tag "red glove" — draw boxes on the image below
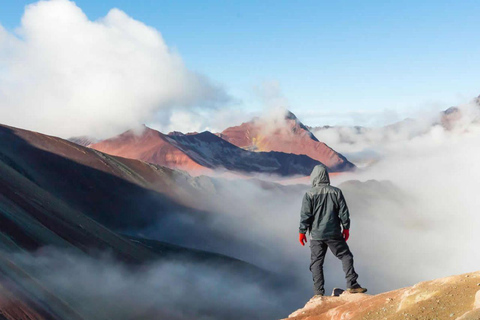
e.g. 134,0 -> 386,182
299,233 -> 307,246
343,229 -> 350,241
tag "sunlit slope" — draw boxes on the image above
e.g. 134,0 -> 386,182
220,111 -> 355,172
90,126 -> 323,176
285,271 -> 480,320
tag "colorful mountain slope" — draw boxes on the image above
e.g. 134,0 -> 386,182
220,111 -> 355,172
0,123 -> 272,319
90,126 -> 323,176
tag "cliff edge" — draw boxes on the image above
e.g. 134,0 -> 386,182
284,271 -> 480,320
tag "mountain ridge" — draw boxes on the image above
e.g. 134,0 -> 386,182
220,110 -> 355,172
0,122 -> 278,319
90,125 -> 325,177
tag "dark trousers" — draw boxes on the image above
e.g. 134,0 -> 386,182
309,239 -> 359,295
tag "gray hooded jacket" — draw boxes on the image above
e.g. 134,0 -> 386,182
299,165 -> 350,240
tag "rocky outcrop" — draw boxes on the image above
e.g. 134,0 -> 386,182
284,271 -> 480,320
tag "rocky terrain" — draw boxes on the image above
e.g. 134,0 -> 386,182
285,271 -> 480,320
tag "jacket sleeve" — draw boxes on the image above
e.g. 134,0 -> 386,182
337,190 -> 350,230
299,192 -> 314,234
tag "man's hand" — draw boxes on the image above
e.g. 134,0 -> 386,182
299,233 -> 307,246
342,229 -> 350,241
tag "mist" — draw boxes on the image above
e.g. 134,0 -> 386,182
340,101 -> 480,287
312,101 -> 479,167
134,100 -> 480,301
6,248 -> 296,320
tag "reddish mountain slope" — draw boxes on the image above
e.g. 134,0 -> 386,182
90,126 -> 209,174
220,111 -> 355,172
90,126 -> 324,176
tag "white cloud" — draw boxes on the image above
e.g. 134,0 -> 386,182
8,248 -> 291,319
311,101 -> 480,166
176,101 -> 480,296
250,81 -> 291,135
148,107 -> 254,134
0,0 -> 229,138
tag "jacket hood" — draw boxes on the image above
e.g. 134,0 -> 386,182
310,165 -> 330,187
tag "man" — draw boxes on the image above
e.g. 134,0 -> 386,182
299,164 -> 367,296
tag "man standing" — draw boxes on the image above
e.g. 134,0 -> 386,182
299,164 -> 367,296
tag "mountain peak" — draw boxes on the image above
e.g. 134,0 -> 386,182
221,112 -> 355,172
285,110 -> 298,120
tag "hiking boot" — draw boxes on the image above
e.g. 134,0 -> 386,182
312,294 -> 324,299
347,284 -> 367,294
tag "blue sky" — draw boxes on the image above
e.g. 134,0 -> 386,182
2,0 -> 480,127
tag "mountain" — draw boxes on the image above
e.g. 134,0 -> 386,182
284,271 -> 480,320
90,126 -> 323,176
0,123 -> 271,262
0,123 -> 276,319
219,111 -> 355,172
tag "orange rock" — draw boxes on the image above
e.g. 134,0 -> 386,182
284,271 -> 480,320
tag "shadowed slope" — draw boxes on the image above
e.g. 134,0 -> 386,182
0,123 -> 275,319
0,123 -> 271,269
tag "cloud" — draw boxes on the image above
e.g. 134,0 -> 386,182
311,101 -> 480,167
148,107 -> 254,134
305,101 -> 480,291
0,0 -> 229,139
141,100 -> 480,299
343,119 -> 480,290
150,80 -> 298,135
250,81 -> 291,135
7,248 -> 293,320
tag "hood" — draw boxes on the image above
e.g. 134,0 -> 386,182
310,164 -> 330,187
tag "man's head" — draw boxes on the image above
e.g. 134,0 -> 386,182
310,164 -> 330,187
